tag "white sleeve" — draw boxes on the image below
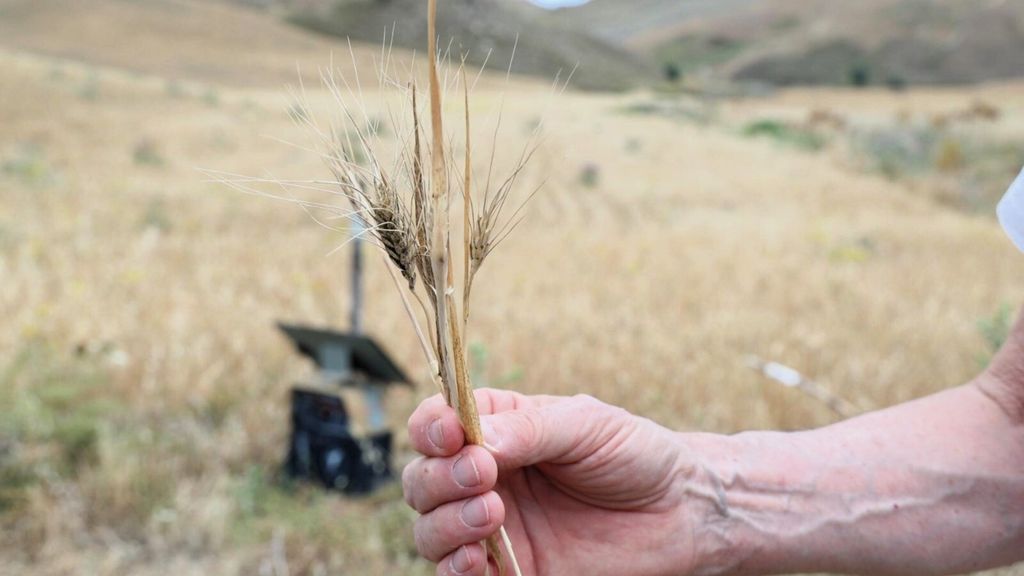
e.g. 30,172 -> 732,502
998,167 -> 1024,253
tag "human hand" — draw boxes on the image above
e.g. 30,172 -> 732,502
403,389 -> 704,576
404,358 -> 1024,576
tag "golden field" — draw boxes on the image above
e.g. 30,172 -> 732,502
2,2 -> 1023,574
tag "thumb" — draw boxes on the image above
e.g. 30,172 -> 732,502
479,395 -> 610,470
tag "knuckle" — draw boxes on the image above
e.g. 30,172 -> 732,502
603,403 -> 632,422
401,460 -> 419,509
474,388 -> 496,414
519,409 -> 545,447
570,393 -> 601,408
420,499 -> 492,563
572,393 -> 626,420
410,463 -> 439,514
413,516 -> 445,562
404,456 -> 450,514
413,520 -> 429,558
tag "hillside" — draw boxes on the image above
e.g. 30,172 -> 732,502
553,0 -> 759,47
0,0 -> 395,87
726,0 -> 1024,87
559,0 -> 1024,87
284,0 -> 652,91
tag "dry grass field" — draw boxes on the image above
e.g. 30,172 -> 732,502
2,2 -> 1024,574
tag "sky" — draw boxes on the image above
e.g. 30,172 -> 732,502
529,0 -> 591,8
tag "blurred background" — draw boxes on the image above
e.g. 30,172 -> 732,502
2,0 -> 1024,574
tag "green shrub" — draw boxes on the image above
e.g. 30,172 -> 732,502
663,62 -> 682,83
854,126 -> 939,179
848,64 -> 871,87
203,88 -> 220,107
2,143 -> 56,187
0,342 -> 125,518
165,79 -> 186,99
618,99 -> 716,125
885,74 -> 907,91
653,35 -> 745,77
742,119 -> 826,152
850,125 -> 1024,213
78,74 -> 100,101
578,163 -> 600,189
141,198 -> 173,232
133,139 -> 165,167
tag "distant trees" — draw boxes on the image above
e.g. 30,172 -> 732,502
848,64 -> 870,87
663,63 -> 681,83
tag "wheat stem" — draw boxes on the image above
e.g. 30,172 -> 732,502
427,0 -> 459,416
411,287 -> 439,354
500,526 -> 524,576
426,2 -> 519,574
462,66 -> 474,336
382,253 -> 444,395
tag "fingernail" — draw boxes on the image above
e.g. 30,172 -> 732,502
450,545 -> 472,574
428,419 -> 445,450
452,455 -> 481,488
460,496 -> 490,528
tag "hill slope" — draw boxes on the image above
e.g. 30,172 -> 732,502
285,0 -> 652,91
726,0 -> 1024,87
553,0 -> 759,47
560,0 -> 1024,87
0,0 -> 395,87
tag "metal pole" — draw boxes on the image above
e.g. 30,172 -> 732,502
350,219 -> 365,335
351,218 -> 386,431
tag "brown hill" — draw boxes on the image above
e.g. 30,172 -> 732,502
0,0 -> 393,87
552,0 -> 759,47
284,0 -> 653,91
561,0 -> 1024,87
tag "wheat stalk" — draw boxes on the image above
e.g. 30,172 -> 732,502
215,1 -> 535,571
280,2 -> 534,573
422,2 -> 520,573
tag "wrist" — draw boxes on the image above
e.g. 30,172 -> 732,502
677,430 -> 837,576
673,432 -> 771,576
980,306 -> 1024,424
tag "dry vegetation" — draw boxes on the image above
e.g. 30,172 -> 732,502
2,2 -> 1024,574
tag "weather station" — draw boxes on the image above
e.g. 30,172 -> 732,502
278,222 -> 410,495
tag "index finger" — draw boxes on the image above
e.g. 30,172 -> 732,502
408,389 -> 566,457
408,394 -> 465,457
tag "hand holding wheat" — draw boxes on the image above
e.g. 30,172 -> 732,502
403,389 -> 704,576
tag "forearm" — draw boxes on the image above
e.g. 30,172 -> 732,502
684,356 -> 1024,574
